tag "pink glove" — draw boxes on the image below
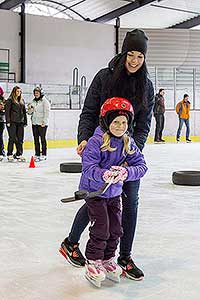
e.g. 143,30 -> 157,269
102,170 -> 116,182
110,166 -> 128,183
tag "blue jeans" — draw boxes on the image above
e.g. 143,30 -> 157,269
68,180 -> 140,257
176,118 -> 190,140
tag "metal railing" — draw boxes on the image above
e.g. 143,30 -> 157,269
1,82 -> 87,110
149,67 -> 200,110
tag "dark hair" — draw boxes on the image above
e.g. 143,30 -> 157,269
183,94 -> 189,98
159,88 -> 164,94
105,54 -> 148,108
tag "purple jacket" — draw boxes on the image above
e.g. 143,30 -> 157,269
79,127 -> 148,198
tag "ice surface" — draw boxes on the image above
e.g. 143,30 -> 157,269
1,143 -> 200,300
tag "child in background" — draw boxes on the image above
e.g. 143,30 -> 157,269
61,97 -> 148,287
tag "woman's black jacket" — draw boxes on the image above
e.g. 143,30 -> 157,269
78,58 -> 154,151
5,98 -> 27,126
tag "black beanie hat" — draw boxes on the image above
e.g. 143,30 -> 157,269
107,110 -> 130,127
121,29 -> 148,55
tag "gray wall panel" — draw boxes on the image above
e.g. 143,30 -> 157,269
119,28 -> 200,68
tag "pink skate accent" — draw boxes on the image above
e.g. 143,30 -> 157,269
88,266 -> 100,275
103,258 -> 117,271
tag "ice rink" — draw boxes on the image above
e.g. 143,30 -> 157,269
1,142 -> 200,300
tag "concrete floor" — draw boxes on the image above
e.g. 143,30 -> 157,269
1,142 -> 200,300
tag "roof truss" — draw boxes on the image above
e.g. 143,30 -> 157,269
92,0 -> 156,23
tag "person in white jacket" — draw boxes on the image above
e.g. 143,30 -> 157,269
28,87 -> 50,161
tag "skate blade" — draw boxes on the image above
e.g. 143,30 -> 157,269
85,273 -> 102,288
106,274 -> 121,283
106,271 -> 122,283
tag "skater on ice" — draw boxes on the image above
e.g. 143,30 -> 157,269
5,86 -> 27,162
60,97 -> 148,287
27,87 -> 50,162
0,86 -> 6,161
60,29 -> 154,281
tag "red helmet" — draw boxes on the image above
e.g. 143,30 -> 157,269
100,97 -> 134,131
100,97 -> 134,116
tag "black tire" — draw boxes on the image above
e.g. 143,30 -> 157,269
60,162 -> 82,173
172,171 -> 200,186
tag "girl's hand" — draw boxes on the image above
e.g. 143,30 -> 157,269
7,123 -> 10,127
110,166 -> 128,183
102,170 -> 117,182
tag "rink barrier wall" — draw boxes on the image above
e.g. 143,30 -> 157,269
3,136 -> 200,150
2,110 -> 200,148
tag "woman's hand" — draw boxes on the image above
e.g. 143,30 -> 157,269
76,140 -> 87,156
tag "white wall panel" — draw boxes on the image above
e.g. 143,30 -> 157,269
3,109 -> 199,143
26,16 -> 115,85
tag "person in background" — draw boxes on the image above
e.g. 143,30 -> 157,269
176,94 -> 191,143
0,86 -> 6,161
27,87 -> 50,162
59,29 -> 154,281
153,88 -> 165,143
5,86 -> 27,162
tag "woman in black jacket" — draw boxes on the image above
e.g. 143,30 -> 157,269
5,86 -> 27,162
60,29 -> 154,280
0,86 -> 6,161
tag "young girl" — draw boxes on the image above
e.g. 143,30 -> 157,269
61,97 -> 148,287
5,86 -> 27,162
27,87 -> 50,162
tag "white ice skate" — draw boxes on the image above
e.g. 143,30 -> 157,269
15,155 -> 26,162
34,156 -> 40,162
7,155 -> 14,162
40,155 -> 47,161
85,259 -> 106,288
102,257 -> 122,283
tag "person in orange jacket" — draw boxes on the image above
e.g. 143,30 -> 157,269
175,94 -> 191,142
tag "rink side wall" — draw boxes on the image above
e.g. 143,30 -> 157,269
2,110 -> 200,147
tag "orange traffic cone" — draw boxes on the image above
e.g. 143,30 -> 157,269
29,156 -> 35,168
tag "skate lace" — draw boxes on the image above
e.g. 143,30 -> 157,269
103,259 -> 117,271
95,261 -> 104,272
87,260 -> 104,275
